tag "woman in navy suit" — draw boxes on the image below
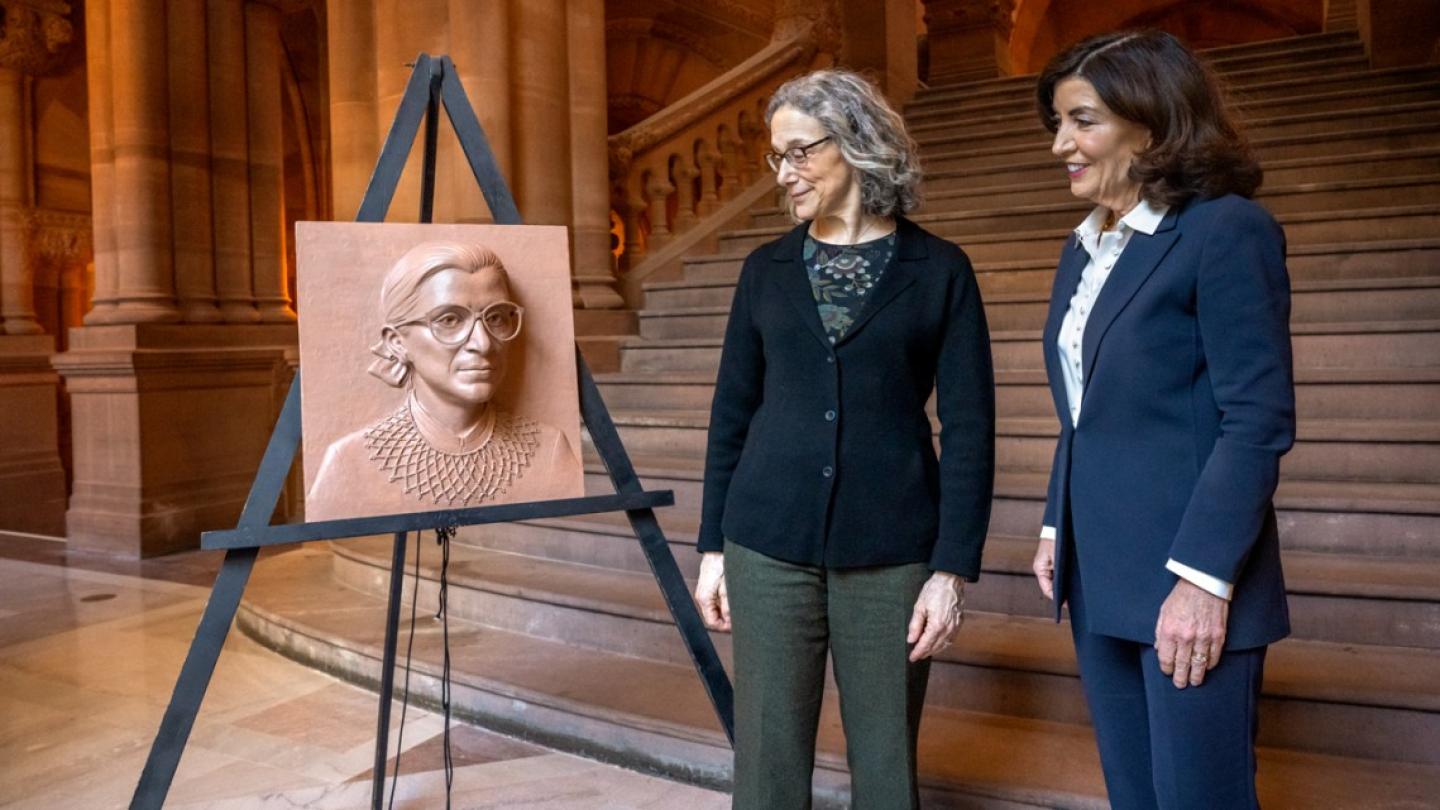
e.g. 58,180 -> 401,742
1029,31 -> 1295,809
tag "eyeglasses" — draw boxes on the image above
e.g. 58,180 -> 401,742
764,136 -> 832,173
400,302 -> 524,346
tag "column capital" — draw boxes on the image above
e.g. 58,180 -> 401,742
924,0 -> 1016,37
772,0 -> 841,53
0,0 -> 74,75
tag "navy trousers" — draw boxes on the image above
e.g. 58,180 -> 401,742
1067,548 -> 1267,810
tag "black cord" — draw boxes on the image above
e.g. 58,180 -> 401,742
386,532 -> 424,809
435,526 -> 456,808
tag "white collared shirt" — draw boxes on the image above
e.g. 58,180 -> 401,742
1039,200 -> 1234,601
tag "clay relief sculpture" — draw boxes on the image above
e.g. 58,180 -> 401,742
298,225 -> 585,522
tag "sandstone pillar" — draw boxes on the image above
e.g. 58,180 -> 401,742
567,0 -> 623,309
246,0 -> 296,320
1355,0 -> 1440,67
326,0 -> 379,220
109,0 -> 180,322
58,0 -> 297,556
924,0 -> 1016,84
510,0 -> 572,225
839,0 -> 919,105
450,0 -> 512,222
168,0 -> 222,322
0,0 -> 75,536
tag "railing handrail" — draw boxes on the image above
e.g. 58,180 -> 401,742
608,24 -> 817,159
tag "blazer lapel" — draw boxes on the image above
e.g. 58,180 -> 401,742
1080,208 -> 1182,392
833,217 -> 925,346
1044,239 -> 1088,420
769,223 -> 832,349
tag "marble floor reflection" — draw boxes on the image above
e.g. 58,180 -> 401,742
0,537 -> 728,809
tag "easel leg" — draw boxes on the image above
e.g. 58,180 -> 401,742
129,547 -> 260,810
371,531 -> 410,809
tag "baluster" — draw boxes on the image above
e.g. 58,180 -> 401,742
645,168 -> 675,250
624,180 -> 648,266
738,113 -> 764,185
697,141 -> 721,217
671,153 -> 700,234
718,126 -> 743,201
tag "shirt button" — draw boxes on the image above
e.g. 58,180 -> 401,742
825,410 -> 837,422
822,465 -> 834,478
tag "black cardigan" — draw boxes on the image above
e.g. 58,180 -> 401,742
697,217 -> 996,578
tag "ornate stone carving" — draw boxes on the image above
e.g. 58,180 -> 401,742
606,18 -> 726,67
27,208 -> 91,263
0,0 -> 73,75
925,0 -> 1017,36
773,0 -> 841,54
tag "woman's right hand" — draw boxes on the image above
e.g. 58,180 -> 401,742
695,552 -> 731,631
1032,538 -> 1056,600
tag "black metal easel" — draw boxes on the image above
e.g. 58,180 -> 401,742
129,53 -> 734,810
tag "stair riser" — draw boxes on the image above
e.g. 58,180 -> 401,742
645,285 -> 737,309
925,151 -> 1440,195
642,285 -> 1440,338
461,520 -> 702,579
919,47 -> 1369,110
596,380 -> 717,411
601,423 -> 1440,486
909,84 -> 1440,140
586,469 -> 704,509
331,548 -> 734,669
717,211 -> 1440,260
990,330 -> 1440,374
751,179 -> 1440,231
673,246 -> 1440,304
910,47 -> 1370,110
982,285 -> 1440,331
922,127 -> 1440,174
915,104 -> 1440,155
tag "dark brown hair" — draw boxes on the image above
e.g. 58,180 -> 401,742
1036,30 -> 1262,206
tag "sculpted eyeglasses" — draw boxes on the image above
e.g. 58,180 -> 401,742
765,136 -> 832,173
400,301 -> 524,346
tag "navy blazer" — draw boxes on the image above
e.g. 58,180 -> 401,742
698,217 -> 996,578
1042,194 -> 1296,649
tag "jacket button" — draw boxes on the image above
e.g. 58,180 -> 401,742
822,465 -> 834,478
824,409 -> 836,422
826,355 -> 835,364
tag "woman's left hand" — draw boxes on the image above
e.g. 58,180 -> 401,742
1155,579 -> 1229,689
907,572 -> 965,662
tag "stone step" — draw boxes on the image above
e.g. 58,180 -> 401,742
621,318 -> 1440,376
638,276 -> 1440,339
907,63 -> 1440,122
716,205 -> 1440,261
591,408 -> 1440,488
676,236 -> 1440,294
587,455 -> 1440,560
468,505 -> 1440,651
593,364 -> 1440,425
317,538 -> 1440,758
921,121 -> 1440,176
911,33 -> 1366,106
749,174 -> 1440,231
924,145 -> 1440,197
909,74 -> 1440,137
237,547 -> 1440,809
910,98 -> 1440,156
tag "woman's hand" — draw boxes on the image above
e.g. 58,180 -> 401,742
907,572 -> 965,662
1155,579 -> 1228,688
694,552 -> 730,631
1032,538 -> 1056,599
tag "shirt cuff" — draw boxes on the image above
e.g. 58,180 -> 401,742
1039,525 -> 1057,541
1166,558 -> 1233,601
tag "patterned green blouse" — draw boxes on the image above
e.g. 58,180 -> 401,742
804,231 -> 898,343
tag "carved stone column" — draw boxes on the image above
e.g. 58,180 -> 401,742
209,0 -> 260,321
924,0 -> 1016,84
567,0 -> 623,309
449,0 -> 511,221
511,0 -> 572,226
0,0 -> 75,535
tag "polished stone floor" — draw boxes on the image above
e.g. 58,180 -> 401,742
0,535 -> 728,809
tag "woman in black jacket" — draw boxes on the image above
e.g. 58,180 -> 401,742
693,69 -> 995,808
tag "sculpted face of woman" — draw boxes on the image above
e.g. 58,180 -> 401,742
389,265 -> 514,411
1050,76 -> 1151,215
769,104 -> 859,222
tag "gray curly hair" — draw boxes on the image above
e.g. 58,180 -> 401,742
765,69 -> 923,219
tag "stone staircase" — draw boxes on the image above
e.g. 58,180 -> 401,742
240,31 -> 1440,807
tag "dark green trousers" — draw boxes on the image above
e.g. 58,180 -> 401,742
725,541 -> 932,810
